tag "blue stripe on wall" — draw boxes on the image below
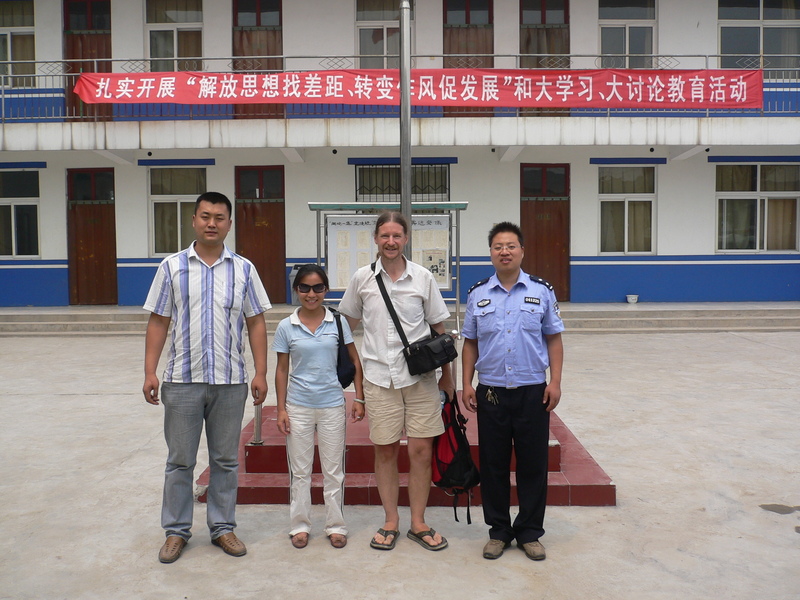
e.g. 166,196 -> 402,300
708,156 -> 800,163
0,162 -> 47,169
2,255 -> 798,306
137,159 -> 216,166
347,157 -> 459,165
589,157 -> 668,165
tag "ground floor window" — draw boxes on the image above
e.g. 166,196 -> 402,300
599,166 -> 654,253
0,170 -> 39,256
355,164 -> 449,203
716,164 -> 799,251
150,167 -> 206,255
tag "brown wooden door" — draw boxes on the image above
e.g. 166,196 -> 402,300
67,169 -> 118,305
67,202 -> 117,304
520,164 -> 570,301
64,1 -> 112,120
235,200 -> 286,303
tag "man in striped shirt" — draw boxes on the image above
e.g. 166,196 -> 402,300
142,191 -> 271,564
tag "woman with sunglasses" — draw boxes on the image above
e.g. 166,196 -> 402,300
272,264 -> 364,549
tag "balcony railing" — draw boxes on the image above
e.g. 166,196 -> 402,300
0,54 -> 798,123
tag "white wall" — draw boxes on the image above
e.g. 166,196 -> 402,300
112,2 -> 145,60
283,1 -> 355,71
34,0 -> 61,63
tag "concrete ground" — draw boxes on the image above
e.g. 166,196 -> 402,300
1,325 -> 798,600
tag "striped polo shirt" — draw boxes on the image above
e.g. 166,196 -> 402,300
143,242 -> 271,385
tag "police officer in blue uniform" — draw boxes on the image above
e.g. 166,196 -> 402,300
461,222 -> 564,562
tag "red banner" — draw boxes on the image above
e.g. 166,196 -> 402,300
74,69 -> 763,109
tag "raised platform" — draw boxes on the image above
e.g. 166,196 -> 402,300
197,393 -> 616,507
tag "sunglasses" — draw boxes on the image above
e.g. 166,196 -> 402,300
296,283 -> 327,293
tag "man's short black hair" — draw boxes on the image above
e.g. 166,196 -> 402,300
488,221 -> 524,247
195,192 -> 232,218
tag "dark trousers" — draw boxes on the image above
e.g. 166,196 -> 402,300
477,383 -> 550,544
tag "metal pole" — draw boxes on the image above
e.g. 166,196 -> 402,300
399,0 -> 412,257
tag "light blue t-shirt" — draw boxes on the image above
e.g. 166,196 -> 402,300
272,307 -> 354,408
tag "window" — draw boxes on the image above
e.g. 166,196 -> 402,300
357,1 -> 414,69
146,0 -> 202,72
719,0 -> 800,71
716,164 -> 799,251
599,166 -> 654,253
444,0 -> 493,78
0,171 -> 39,256
64,0 -> 111,31
234,0 -> 280,27
236,166 -> 284,199
599,0 -> 656,68
520,0 -> 569,68
150,168 -> 206,255
522,164 -> 569,197
233,0 -> 281,56
445,0 -> 492,25
355,164 -> 449,203
0,0 -> 34,87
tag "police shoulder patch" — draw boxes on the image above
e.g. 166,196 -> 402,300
467,277 -> 490,294
477,299 -> 491,308
529,274 -> 554,291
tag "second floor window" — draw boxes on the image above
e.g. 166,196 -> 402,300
599,0 -> 656,69
65,0 -> 110,31
356,0 -> 414,69
146,0 -> 202,72
0,0 -> 34,87
719,0 -> 800,72
520,0 -> 569,68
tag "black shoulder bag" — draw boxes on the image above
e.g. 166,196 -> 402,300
331,308 -> 356,388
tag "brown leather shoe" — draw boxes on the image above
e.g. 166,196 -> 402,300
158,536 -> 187,564
212,532 -> 247,557
520,540 -> 546,561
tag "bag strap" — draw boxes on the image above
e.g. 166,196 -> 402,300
331,308 -> 346,349
371,262 -> 411,349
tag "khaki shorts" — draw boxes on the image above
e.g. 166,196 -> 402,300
364,372 -> 444,445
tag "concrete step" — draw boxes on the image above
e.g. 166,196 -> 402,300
1,303 -> 800,334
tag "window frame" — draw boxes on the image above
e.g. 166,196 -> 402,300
148,167 -> 207,257
598,165 -> 656,255
235,165 -> 285,200
233,0 -> 281,28
444,0 -> 494,26
0,169 -> 40,258
63,0 -> 111,32
0,0 -> 35,88
145,0 -> 203,72
716,163 -> 800,253
354,164 -> 450,204
718,1 -> 800,71
599,0 -> 657,69
520,0 -> 568,25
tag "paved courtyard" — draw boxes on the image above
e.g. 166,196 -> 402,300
0,329 -> 798,599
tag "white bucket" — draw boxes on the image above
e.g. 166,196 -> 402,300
626,294 -> 639,304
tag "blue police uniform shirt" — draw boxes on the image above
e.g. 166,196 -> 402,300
462,270 -> 565,388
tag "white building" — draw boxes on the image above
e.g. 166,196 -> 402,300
1,0 -> 798,307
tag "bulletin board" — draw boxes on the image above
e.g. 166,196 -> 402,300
325,214 -> 452,290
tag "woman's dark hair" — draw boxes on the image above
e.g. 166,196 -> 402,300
292,263 -> 329,290
374,210 -> 409,236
